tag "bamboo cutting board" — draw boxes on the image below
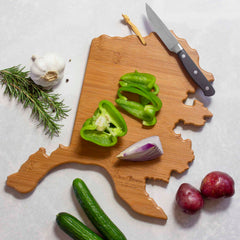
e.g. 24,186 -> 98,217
7,32 -> 214,220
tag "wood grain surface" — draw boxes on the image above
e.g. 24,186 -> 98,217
7,32 -> 214,220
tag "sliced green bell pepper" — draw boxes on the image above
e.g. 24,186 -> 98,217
80,100 -> 127,147
120,70 -> 159,95
115,84 -> 162,126
120,70 -> 159,105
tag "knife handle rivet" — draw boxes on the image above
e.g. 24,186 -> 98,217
205,86 -> 210,91
181,53 -> 186,59
193,70 -> 198,75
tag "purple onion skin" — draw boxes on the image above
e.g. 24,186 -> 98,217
200,171 -> 235,198
138,143 -> 155,152
176,183 -> 204,214
122,143 -> 161,161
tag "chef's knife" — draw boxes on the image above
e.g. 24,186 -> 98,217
146,4 -> 215,96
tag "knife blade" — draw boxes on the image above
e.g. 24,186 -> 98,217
146,4 -> 215,96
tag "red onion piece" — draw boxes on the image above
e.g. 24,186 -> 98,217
117,136 -> 163,161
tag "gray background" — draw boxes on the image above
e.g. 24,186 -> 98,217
1,0 -> 239,239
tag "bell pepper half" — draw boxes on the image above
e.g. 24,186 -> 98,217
115,84 -> 162,126
80,100 -> 127,147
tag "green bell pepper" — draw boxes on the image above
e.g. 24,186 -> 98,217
115,84 -> 162,126
120,70 -> 159,105
80,100 -> 127,147
120,70 -> 159,95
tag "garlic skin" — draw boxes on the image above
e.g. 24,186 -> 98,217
30,53 -> 65,88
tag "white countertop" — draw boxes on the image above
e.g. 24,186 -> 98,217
1,0 -> 239,239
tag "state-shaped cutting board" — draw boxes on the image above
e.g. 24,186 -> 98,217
7,32 -> 214,220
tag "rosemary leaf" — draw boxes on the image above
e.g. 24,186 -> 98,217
0,65 -> 70,137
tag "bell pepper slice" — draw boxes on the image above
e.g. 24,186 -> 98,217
120,70 -> 157,91
120,71 -> 159,105
80,100 -> 127,147
115,84 -> 162,126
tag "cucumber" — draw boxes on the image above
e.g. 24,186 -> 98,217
56,212 -> 103,240
73,178 -> 127,240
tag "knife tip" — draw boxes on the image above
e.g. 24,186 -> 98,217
145,3 -> 153,16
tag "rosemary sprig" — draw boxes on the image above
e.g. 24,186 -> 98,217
0,65 -> 70,137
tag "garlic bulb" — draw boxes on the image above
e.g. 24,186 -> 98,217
30,53 -> 65,88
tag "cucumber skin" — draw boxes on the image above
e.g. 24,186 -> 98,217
73,178 -> 127,240
56,212 -> 103,240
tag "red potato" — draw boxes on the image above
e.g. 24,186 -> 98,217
176,183 -> 204,214
200,171 -> 235,198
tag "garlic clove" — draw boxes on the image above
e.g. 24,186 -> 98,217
44,54 -> 65,72
30,63 -> 46,80
32,57 -> 48,73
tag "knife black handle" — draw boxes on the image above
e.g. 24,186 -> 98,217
177,49 -> 215,96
